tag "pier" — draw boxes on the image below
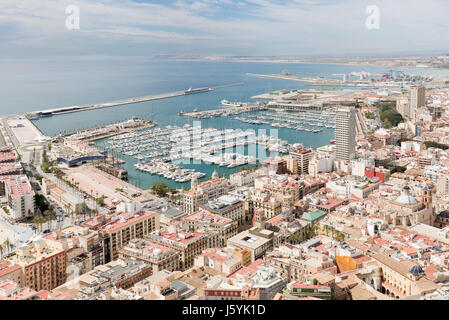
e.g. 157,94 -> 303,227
30,82 -> 244,118
180,102 -> 267,119
247,73 -> 341,85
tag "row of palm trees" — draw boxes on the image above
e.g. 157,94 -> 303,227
320,224 -> 346,242
289,225 -> 320,245
64,177 -> 105,211
32,202 -> 99,232
289,224 -> 346,244
0,239 -> 13,258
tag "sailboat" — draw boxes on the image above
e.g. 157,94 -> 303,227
148,105 -> 155,117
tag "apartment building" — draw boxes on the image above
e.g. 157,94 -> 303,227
0,260 -> 23,286
182,175 -> 233,215
119,238 -> 180,273
335,108 -> 356,162
4,175 -> 35,221
289,147 -> 314,175
44,226 -> 104,275
7,240 -> 67,291
146,228 -> 208,271
84,211 -> 160,262
200,195 -> 245,226
183,210 -> 238,247
248,190 -> 282,220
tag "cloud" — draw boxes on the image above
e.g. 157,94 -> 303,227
0,0 -> 449,57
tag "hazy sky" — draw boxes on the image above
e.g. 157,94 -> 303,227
1,0 -> 449,58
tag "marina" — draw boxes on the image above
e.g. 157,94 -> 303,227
232,109 -> 336,132
135,160 -> 206,183
179,101 -> 267,119
103,123 -> 296,183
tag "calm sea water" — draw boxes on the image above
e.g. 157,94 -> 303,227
2,57 -> 449,188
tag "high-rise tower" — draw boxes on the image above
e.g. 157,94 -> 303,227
335,108 -> 356,162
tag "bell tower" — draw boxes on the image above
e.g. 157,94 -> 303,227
253,209 -> 266,229
422,184 -> 433,209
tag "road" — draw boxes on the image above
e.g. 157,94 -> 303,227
30,148 -> 108,235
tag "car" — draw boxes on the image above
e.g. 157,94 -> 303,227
43,229 -> 51,234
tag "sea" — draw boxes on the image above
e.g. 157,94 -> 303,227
2,56 -> 449,189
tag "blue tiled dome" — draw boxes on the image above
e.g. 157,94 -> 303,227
409,264 -> 425,276
438,211 -> 449,219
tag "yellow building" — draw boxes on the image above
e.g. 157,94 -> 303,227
234,248 -> 252,267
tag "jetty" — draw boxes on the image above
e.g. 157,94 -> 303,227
30,82 -> 244,118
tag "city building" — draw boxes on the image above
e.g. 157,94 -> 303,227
194,248 -> 243,276
146,228 -> 208,271
227,227 -> 274,263
289,147 -> 314,175
7,239 -> 67,291
285,281 -> 332,300
409,86 -> 426,121
55,257 -> 152,300
248,190 -> 282,220
182,174 -> 233,215
119,238 -> 180,273
0,280 -> 38,300
335,108 -> 356,162
44,226 -> 105,275
377,186 -> 434,227
84,211 -> 160,262
183,210 -> 238,247
0,260 -> 23,286
4,176 -> 35,221
200,195 -> 245,226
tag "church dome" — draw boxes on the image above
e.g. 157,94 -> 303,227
438,211 -> 449,219
396,193 -> 417,205
409,264 -> 425,276
396,186 -> 417,205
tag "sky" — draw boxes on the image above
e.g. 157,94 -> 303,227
1,0 -> 449,58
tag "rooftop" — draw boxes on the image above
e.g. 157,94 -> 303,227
185,210 -> 233,227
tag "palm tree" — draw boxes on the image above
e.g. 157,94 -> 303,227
82,202 -> 88,218
43,209 -> 52,229
0,243 -> 4,258
323,225 -> 329,236
33,215 -> 44,232
4,239 -> 12,254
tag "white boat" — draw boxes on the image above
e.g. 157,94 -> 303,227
222,99 -> 243,107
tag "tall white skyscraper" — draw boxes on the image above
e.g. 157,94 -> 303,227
335,108 -> 356,162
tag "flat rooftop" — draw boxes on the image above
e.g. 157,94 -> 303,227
227,229 -> 272,249
185,210 -> 233,227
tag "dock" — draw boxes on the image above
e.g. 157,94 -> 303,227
247,73 -> 341,85
30,82 -> 244,118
